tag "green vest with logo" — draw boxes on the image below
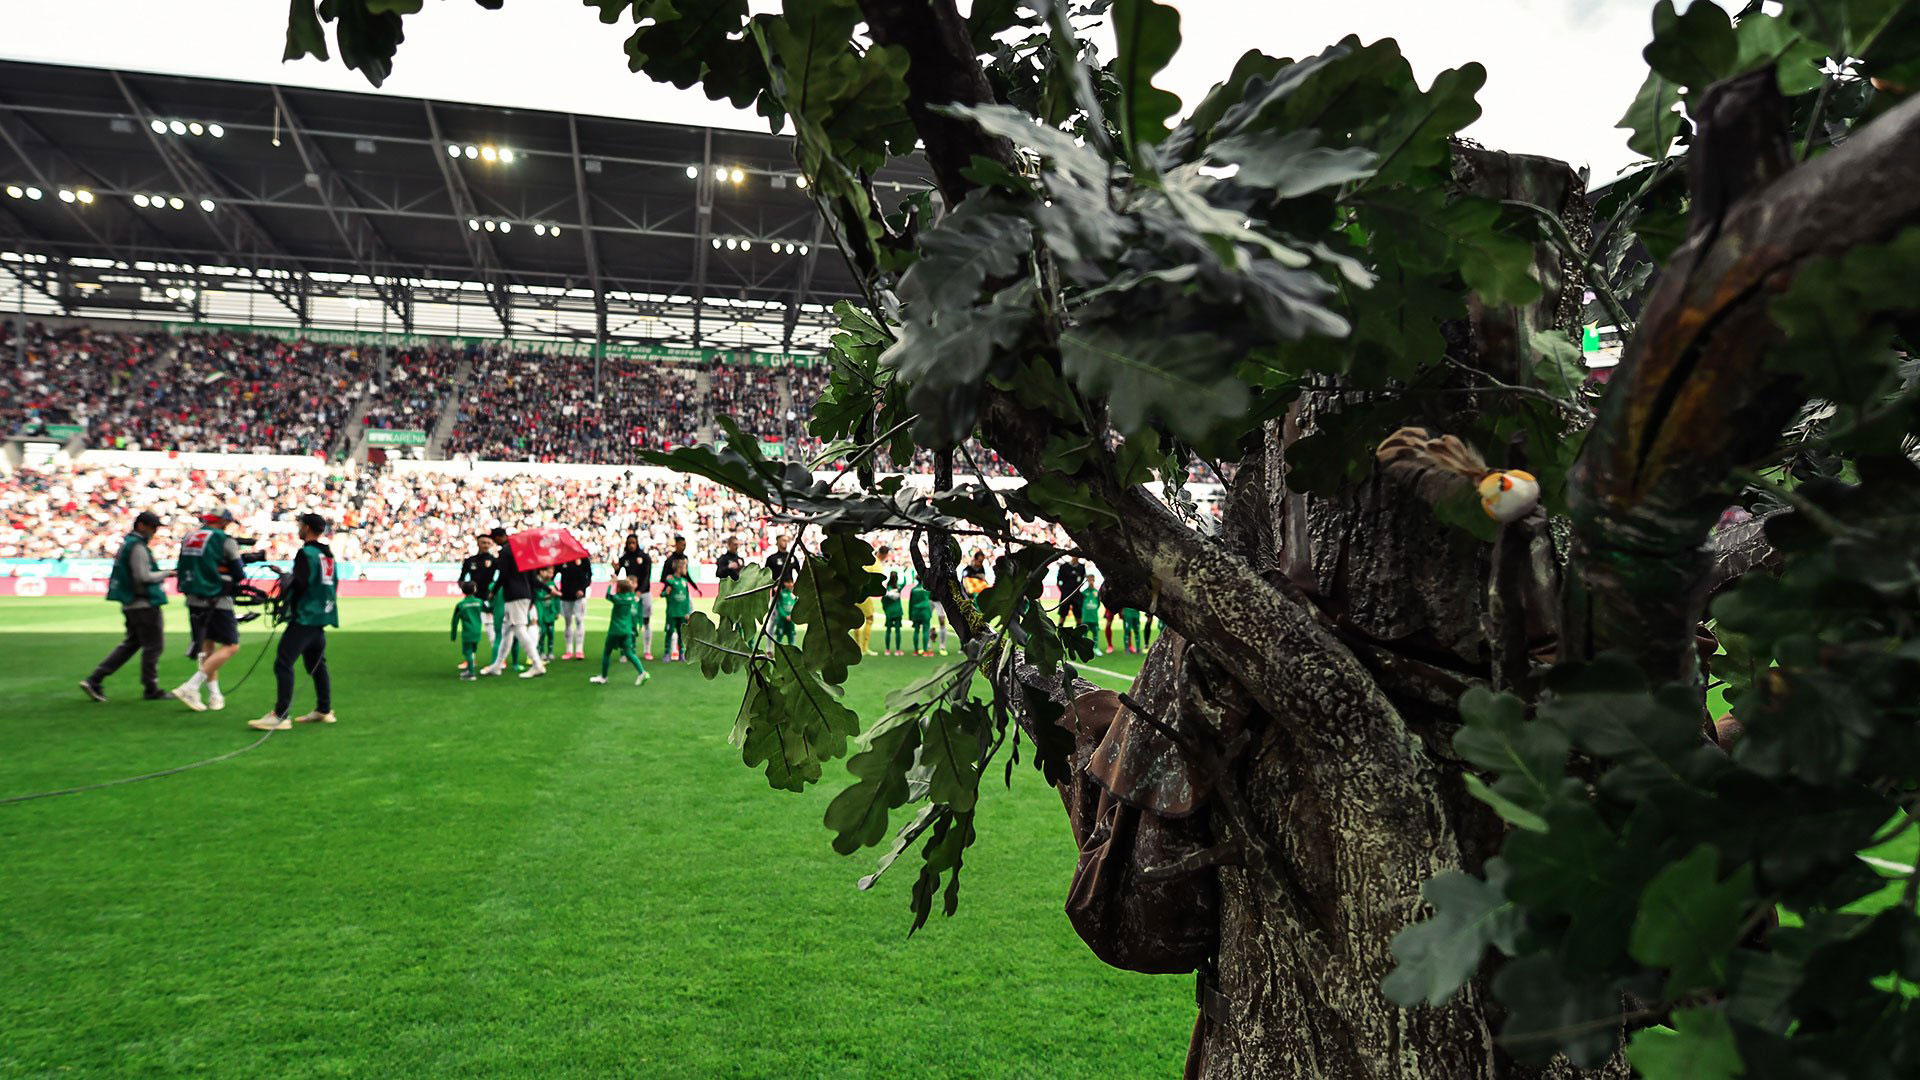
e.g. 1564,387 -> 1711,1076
291,543 -> 340,627
104,532 -> 167,607
177,526 -> 233,600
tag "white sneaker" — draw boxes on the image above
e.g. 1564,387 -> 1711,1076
249,712 -> 291,731
519,666 -> 546,679
479,665 -> 504,677
207,693 -> 226,712
170,686 -> 206,712
294,710 -> 336,724
589,675 -> 607,684
635,671 -> 651,687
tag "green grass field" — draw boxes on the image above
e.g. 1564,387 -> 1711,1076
0,597 -> 1187,1079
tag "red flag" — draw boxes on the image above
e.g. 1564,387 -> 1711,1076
508,526 -> 590,572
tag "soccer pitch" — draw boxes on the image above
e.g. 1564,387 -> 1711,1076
0,597 -> 1189,1078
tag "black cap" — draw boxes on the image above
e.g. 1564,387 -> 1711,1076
134,510 -> 162,528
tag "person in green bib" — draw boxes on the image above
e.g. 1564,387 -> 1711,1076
772,575 -> 798,646
589,576 -> 650,686
880,572 -> 905,656
657,553 -> 701,662
252,513 -> 339,731
1120,606 -> 1144,654
81,509 -> 173,703
171,507 -> 247,712
907,576 -> 934,656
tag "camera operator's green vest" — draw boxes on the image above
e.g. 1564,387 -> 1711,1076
177,526 -> 233,600
104,531 -> 167,607
290,542 -> 339,628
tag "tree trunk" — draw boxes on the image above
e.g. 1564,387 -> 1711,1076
1176,149 -> 1622,1078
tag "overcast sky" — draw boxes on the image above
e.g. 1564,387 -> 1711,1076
1,0 -> 1682,182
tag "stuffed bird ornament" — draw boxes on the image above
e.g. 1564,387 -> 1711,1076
1375,427 -> 1542,524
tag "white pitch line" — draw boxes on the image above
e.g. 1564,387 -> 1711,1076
1859,854 -> 1914,877
1075,662 -> 1137,684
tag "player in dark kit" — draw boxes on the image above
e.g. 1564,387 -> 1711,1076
252,513 -> 339,731
714,536 -> 745,583
557,557 -> 593,659
458,534 -> 499,654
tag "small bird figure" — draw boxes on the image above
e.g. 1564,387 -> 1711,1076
1375,427 -> 1540,524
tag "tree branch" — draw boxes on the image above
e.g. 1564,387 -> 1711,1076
1566,70 -> 1920,679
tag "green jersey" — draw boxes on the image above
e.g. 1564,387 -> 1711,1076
535,589 -> 561,626
289,542 -> 339,628
881,585 -> 904,619
606,591 -> 640,637
907,582 -> 933,621
177,525 -> 235,600
1121,607 -> 1142,625
451,596 -> 486,641
775,587 -> 797,620
1079,587 -> 1101,624
662,574 -> 693,618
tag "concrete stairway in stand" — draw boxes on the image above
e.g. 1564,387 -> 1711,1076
426,356 -> 474,459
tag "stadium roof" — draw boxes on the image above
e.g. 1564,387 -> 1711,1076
0,59 -> 931,353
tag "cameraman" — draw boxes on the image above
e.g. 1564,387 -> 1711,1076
79,509 -> 172,703
171,508 -> 246,712
251,513 -> 339,730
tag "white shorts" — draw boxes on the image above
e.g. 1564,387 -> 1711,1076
503,597 -> 534,627
561,598 -> 586,620
638,592 -> 654,621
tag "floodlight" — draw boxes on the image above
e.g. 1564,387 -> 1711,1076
181,287 -> 196,300
713,166 -> 727,181
76,189 -> 94,204
448,144 -> 461,158
464,145 -> 478,159
795,175 -> 808,189
685,165 -> 698,179
481,146 -> 497,162
4,185 -> 19,199
58,189 -> 75,203
799,244 -> 809,255
25,186 -> 41,200
499,221 -> 511,233
188,122 -> 204,136
168,197 -> 184,210
729,167 -> 744,183
484,219 -> 496,231
168,120 -> 186,135
132,193 -> 149,207
711,238 -> 721,249
209,124 -> 224,138
725,238 -> 737,250
468,218 -> 480,230
199,198 -> 215,212
149,119 -> 166,134
533,223 -> 546,236
498,148 -> 514,164
741,240 -> 751,252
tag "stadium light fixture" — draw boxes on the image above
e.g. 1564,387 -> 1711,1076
4,185 -> 19,199
188,122 -> 204,136
199,198 -> 215,212
498,148 -> 515,164
76,189 -> 94,204
165,287 -> 178,299
181,287 -> 196,301
149,119 -> 166,134
711,238 -> 720,249
800,244 -> 809,255
548,225 -> 559,238
468,218 -> 479,230
499,221 -> 511,233
533,223 -> 546,236
447,144 -> 461,158
729,167 -> 745,184
464,145 -> 478,159
58,188 -> 75,203
725,238 -> 737,250
741,240 -> 751,252
712,165 -> 727,182
168,197 -> 184,210
481,146 -> 498,162
168,120 -> 186,136
25,186 -> 41,200
209,124 -> 224,138
685,165 -> 698,179
131,193 -> 149,207
795,175 -> 808,189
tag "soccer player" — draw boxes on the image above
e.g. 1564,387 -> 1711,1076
458,534 -> 499,650
533,568 -> 561,662
1078,572 -> 1102,634
1121,606 -> 1144,654
616,534 -> 654,660
81,509 -> 172,703
1103,588 -> 1123,655
658,553 -> 701,662
908,575 -> 933,656
589,577 -> 651,686
855,544 -> 888,656
451,580 -> 485,680
558,556 -> 592,660
479,526 -> 545,679
881,571 -> 905,655
171,508 -> 246,712
251,513 -> 338,731
1056,557 -> 1087,626
772,575 -> 798,646
714,536 -> 745,583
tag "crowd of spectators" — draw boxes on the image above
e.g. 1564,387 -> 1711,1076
444,352 -> 704,464
0,461 -> 1099,568
360,344 -> 464,433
